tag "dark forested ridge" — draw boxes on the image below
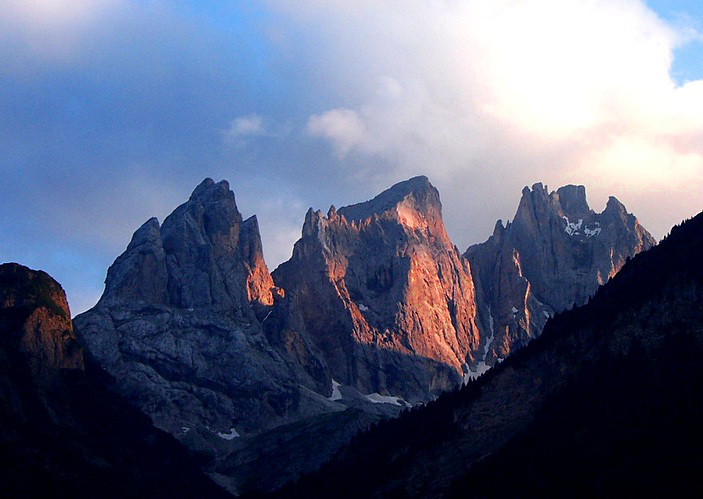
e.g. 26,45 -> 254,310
0,263 -> 227,498
277,212 -> 703,497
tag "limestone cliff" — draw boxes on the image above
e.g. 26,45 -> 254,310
75,179 -> 332,459
465,183 -> 655,365
0,263 -> 83,380
273,176 -> 482,401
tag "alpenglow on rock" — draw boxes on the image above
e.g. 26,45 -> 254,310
273,176 -> 482,401
465,183 -> 655,365
74,179 -> 333,459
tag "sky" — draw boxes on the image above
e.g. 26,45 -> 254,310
1,0 -> 702,315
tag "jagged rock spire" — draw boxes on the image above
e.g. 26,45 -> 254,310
466,183 -> 655,364
100,178 -> 274,312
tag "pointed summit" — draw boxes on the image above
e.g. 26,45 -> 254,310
98,178 -> 273,311
75,178 -> 331,473
0,263 -> 83,375
604,195 -> 628,218
337,176 -> 440,224
189,178 -> 231,202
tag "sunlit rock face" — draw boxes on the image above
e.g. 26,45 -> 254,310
75,179 -> 331,457
273,176 -> 482,401
466,183 -> 656,364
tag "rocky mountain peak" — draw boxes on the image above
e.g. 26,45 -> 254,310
75,179 -> 335,475
189,177 -> 231,202
515,183 -> 591,228
99,177 -> 274,311
127,217 -> 161,251
327,205 -> 338,220
555,184 -> 590,215
274,176 -> 481,400
337,176 -> 441,228
603,195 -> 628,218
0,263 -> 83,377
518,182 -> 549,206
466,183 -> 655,365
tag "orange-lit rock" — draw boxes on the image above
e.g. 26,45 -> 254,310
274,176 -> 482,401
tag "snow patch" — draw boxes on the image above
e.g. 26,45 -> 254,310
181,427 -> 190,434
543,310 -> 551,319
464,305 -> 496,383
358,303 -> 369,312
511,306 -> 519,314
464,361 -> 491,382
365,393 -> 404,406
262,310 -> 272,322
217,428 -> 240,440
563,216 -> 583,236
329,379 -> 342,401
584,226 -> 601,237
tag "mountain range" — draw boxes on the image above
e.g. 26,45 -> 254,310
2,175 -> 674,496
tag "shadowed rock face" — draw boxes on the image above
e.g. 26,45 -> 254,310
75,179 -> 332,463
0,263 -> 83,380
466,183 -> 655,364
273,176 -> 481,401
100,178 -> 273,311
0,263 -> 226,497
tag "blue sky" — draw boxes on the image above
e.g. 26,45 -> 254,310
1,0 -> 702,314
647,0 -> 703,82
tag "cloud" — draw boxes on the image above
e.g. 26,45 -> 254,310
2,0 -> 121,30
0,0 -> 125,67
307,108 -> 366,157
223,114 -> 268,145
268,0 -> 703,245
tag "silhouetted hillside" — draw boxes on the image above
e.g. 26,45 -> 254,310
0,263 -> 228,498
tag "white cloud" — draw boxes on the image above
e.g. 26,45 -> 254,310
2,0 -> 120,27
224,114 -> 268,145
307,108 -> 367,157
268,0 -> 703,245
0,0 -> 125,65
